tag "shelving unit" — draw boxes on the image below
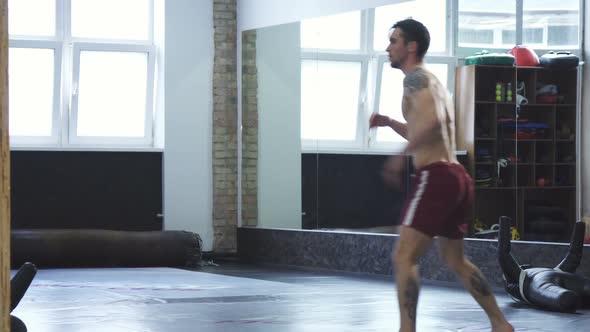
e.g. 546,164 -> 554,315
455,64 -> 579,242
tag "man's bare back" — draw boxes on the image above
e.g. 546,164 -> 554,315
401,66 -> 458,169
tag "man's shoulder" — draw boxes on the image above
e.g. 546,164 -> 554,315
403,67 -> 430,92
404,67 -> 448,99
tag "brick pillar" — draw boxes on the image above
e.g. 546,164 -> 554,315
241,30 -> 258,227
212,0 -> 238,252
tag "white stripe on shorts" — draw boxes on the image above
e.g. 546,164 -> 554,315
402,170 -> 430,226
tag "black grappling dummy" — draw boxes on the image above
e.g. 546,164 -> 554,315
11,262 -> 37,332
498,216 -> 590,312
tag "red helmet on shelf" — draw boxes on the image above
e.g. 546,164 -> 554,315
508,45 -> 540,66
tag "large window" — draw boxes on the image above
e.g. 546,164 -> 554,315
9,47 -> 56,137
524,0 -> 579,49
301,60 -> 362,141
458,0 -> 581,53
298,0 -> 582,153
300,10 -> 365,150
8,0 -> 156,147
300,1 -> 452,152
457,0 -> 516,49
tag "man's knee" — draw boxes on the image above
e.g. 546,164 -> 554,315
392,247 -> 418,267
391,226 -> 434,268
441,253 -> 465,274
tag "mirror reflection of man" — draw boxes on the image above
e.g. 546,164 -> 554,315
369,18 -> 513,332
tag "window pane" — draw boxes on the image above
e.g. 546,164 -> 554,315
71,0 -> 151,40
8,0 -> 55,37
76,51 -> 148,137
374,0 -> 446,53
459,29 -> 493,44
524,0 -> 579,49
376,63 -> 448,143
376,66 -> 404,142
301,11 -> 361,50
458,0 -> 515,48
547,26 -> 578,47
9,48 -> 55,136
523,28 -> 543,44
301,60 -> 361,140
502,30 -> 516,45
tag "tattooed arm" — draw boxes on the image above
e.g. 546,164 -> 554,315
401,70 -> 442,154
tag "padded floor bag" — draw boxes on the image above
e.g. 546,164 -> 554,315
11,229 -> 202,268
539,51 -> 579,69
465,51 -> 515,66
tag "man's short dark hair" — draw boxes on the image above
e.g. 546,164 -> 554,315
392,18 -> 430,59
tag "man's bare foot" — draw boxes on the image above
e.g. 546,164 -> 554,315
492,322 -> 514,332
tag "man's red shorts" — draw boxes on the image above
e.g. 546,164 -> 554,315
400,162 -> 472,239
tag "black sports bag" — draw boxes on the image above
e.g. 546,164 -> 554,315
539,51 -> 579,69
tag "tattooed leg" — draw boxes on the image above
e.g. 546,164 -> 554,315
392,227 -> 433,332
438,237 -> 513,331
394,260 -> 421,332
404,277 -> 419,322
461,261 -> 512,330
470,270 -> 492,297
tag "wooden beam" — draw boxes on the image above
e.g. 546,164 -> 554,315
0,0 -> 10,331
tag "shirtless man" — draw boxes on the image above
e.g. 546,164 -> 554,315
369,19 -> 514,332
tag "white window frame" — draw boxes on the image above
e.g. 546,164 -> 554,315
301,1 -> 455,154
69,42 -> 156,146
300,9 -> 370,152
300,53 -> 368,152
8,40 -> 63,146
8,0 -> 157,150
455,0 -> 583,58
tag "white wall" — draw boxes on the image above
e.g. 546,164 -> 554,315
256,23 -> 302,229
163,0 -> 214,250
237,0 -> 409,31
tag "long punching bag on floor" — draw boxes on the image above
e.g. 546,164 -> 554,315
11,229 -> 203,268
